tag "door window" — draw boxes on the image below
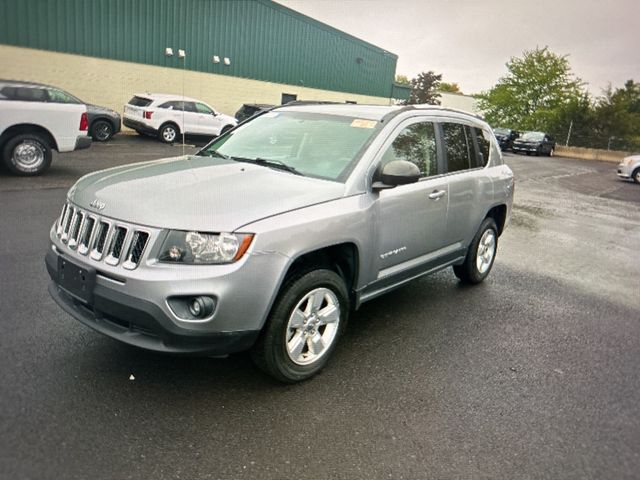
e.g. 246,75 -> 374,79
181,102 -> 197,112
195,103 -> 214,115
379,122 -> 438,177
47,89 -> 81,104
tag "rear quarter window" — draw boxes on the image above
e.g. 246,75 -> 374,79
474,127 -> 491,167
442,122 -> 473,173
128,96 -> 153,107
0,86 -> 48,102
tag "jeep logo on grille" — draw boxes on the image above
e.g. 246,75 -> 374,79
89,199 -> 106,211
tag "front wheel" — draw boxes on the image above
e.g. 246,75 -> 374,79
2,133 -> 52,176
632,168 -> 640,184
251,269 -> 349,383
453,217 -> 498,284
548,147 -> 555,157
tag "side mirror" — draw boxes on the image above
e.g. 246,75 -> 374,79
373,160 -> 421,189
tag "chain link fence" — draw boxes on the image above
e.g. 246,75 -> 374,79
552,123 -> 640,153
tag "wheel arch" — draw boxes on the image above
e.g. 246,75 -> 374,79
0,123 -> 58,151
159,121 -> 181,133
283,242 -> 359,294
485,204 -> 507,236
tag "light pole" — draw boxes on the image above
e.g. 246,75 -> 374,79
165,47 -> 187,155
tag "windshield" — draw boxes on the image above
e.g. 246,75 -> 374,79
493,127 -> 510,135
521,131 -> 545,141
199,111 -> 379,181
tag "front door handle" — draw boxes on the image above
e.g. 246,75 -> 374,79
428,189 -> 446,200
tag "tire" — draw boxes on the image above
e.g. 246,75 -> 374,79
2,133 -> 52,176
159,123 -> 179,143
220,124 -> 233,135
453,217 -> 498,284
633,167 -> 640,184
251,269 -> 349,383
90,119 -> 114,142
548,147 -> 555,157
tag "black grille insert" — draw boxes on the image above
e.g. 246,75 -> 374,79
125,231 -> 149,268
109,227 -> 127,260
94,222 -> 109,254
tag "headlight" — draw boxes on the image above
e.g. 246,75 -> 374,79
158,230 -> 254,264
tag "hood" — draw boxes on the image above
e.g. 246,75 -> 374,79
68,155 -> 346,231
514,138 -> 540,145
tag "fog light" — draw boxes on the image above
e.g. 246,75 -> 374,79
167,295 -> 216,321
188,296 -> 214,318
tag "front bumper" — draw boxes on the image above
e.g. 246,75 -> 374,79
75,135 -> 92,150
512,144 -> 539,153
617,163 -> 631,178
45,227 -> 284,355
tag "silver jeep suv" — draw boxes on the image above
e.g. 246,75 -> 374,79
46,103 -> 514,382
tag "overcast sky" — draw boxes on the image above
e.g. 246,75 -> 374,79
277,0 -> 639,96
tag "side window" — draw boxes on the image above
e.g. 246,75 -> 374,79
379,121 -> 438,177
158,101 -> 175,109
7,87 -> 48,102
474,127 -> 490,167
442,122 -> 472,173
47,89 -> 80,104
182,102 -> 197,113
195,103 -> 214,115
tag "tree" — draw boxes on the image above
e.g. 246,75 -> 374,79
405,71 -> 442,105
395,74 -> 410,86
439,82 -> 461,94
592,80 -> 640,149
477,46 -> 584,130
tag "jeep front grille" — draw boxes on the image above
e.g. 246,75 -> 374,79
55,202 -> 151,269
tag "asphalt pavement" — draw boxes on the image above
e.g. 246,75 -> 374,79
1,137 -> 639,479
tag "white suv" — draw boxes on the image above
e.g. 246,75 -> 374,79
123,94 -> 237,143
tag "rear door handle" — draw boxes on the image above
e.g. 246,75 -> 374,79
428,189 -> 446,200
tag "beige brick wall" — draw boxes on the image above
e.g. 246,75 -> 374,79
0,45 -> 392,122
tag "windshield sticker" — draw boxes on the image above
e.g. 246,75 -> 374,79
351,119 -> 377,129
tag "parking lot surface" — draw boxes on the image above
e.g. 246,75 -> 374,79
1,137 -> 639,479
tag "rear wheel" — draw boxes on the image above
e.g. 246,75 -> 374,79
548,146 -> 555,157
251,269 -> 349,383
91,119 -> 114,142
453,217 -> 498,284
2,133 -> 52,176
159,123 -> 178,143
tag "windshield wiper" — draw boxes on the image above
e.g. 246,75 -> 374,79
230,156 -> 303,176
198,149 -> 230,160
253,158 -> 303,176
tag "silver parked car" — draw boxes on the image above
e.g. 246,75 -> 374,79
46,103 -> 514,382
617,154 -> 640,184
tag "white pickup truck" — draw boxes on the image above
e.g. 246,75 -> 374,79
0,80 -> 92,175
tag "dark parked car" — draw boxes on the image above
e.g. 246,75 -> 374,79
85,103 -> 121,142
512,131 -> 556,156
234,103 -> 275,122
493,127 -> 519,151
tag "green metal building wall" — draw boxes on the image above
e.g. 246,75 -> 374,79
0,0 -> 399,98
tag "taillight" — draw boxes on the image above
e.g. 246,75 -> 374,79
144,111 -> 153,119
79,112 -> 88,131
